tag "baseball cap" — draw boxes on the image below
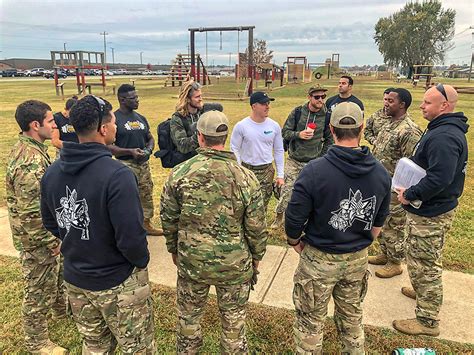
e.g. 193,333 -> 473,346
330,102 -> 364,128
308,85 -> 328,95
250,91 -> 275,105
197,110 -> 229,136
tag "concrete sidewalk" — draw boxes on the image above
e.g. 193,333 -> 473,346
0,208 -> 472,344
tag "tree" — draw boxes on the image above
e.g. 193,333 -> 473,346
240,39 -> 273,65
374,0 -> 455,77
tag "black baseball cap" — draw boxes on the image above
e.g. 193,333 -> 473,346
250,91 -> 275,105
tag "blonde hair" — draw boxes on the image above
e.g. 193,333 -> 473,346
175,80 -> 202,116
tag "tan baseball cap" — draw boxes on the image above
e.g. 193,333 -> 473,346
197,110 -> 229,136
330,102 -> 363,128
308,84 -> 328,95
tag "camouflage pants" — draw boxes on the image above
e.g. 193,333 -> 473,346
293,246 -> 369,354
66,267 -> 155,354
176,275 -> 251,354
121,160 -> 155,219
242,162 -> 274,212
19,246 -> 62,352
275,157 -> 307,214
406,209 -> 455,327
379,192 -> 408,262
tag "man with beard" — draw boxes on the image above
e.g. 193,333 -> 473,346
364,88 -> 394,145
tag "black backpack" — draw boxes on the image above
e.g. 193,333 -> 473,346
283,107 -> 302,152
154,117 -> 195,168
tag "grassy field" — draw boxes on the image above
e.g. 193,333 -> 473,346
1,255 -> 473,353
0,75 -> 472,273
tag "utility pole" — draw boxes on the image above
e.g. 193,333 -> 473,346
140,51 -> 143,65
100,31 -> 108,66
469,26 -> 474,83
110,47 -> 115,66
63,42 -> 67,51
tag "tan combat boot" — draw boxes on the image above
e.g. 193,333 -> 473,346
368,254 -> 388,265
34,341 -> 68,355
270,212 -> 284,229
401,286 -> 416,300
393,318 -> 440,336
144,219 -> 164,236
375,260 -> 403,278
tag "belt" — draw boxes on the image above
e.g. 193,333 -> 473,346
242,162 -> 272,170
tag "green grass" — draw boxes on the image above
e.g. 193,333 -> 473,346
0,76 -> 472,274
0,255 -> 472,353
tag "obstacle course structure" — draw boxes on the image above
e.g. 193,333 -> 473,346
164,53 -> 210,87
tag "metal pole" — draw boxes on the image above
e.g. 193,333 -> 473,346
248,27 -> 254,95
63,43 -> 67,51
190,30 -> 196,79
111,47 -> 115,66
140,51 -> 143,65
469,27 -> 474,83
100,31 -> 108,67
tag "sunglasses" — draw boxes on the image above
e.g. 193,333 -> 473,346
436,83 -> 448,101
312,94 -> 326,100
92,96 -> 106,132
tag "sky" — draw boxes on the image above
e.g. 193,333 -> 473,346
0,0 -> 472,67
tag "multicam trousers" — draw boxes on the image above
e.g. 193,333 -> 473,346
177,275 -> 251,354
121,160 -> 155,220
293,246 -> 369,355
20,246 -> 63,352
275,157 -> 307,214
242,162 -> 275,212
406,209 -> 455,328
66,268 -> 155,354
379,192 -> 408,262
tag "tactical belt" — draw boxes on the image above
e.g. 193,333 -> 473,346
242,162 -> 272,171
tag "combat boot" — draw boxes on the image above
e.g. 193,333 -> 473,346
270,212 -> 284,229
144,219 -> 164,236
368,254 -> 388,265
34,341 -> 68,355
375,260 -> 403,278
392,318 -> 440,337
401,286 -> 416,300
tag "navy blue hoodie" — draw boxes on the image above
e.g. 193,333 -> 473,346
41,142 -> 149,291
285,145 -> 391,254
404,112 -> 468,217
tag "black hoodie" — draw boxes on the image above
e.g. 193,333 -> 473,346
404,112 -> 469,217
285,145 -> 391,254
40,142 -> 149,291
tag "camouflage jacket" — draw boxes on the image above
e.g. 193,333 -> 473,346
372,113 -> 423,175
170,111 -> 200,154
6,135 -> 59,251
160,147 -> 268,285
282,103 -> 331,162
365,108 -> 390,145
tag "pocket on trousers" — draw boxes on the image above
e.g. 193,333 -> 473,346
293,278 -> 315,313
360,270 -> 370,302
117,284 -> 152,330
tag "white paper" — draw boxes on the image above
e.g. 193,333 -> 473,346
392,157 -> 426,190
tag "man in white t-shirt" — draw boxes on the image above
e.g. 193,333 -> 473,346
230,92 -> 285,212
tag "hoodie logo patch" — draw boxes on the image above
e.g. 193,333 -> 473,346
328,189 -> 376,232
56,186 -> 91,240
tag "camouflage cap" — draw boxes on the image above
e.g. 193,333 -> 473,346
197,110 -> 229,136
330,102 -> 364,128
308,84 -> 328,95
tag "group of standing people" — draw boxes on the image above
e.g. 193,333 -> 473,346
6,75 -> 468,354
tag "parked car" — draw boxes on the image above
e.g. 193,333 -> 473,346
1,69 -> 18,77
26,68 -> 46,77
44,69 -> 68,79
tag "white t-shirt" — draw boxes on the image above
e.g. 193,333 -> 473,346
230,116 -> 284,178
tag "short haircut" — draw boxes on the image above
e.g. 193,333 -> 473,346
391,88 -> 412,110
384,87 -> 395,95
15,100 -> 52,132
332,117 -> 362,140
117,84 -> 135,97
69,95 -> 113,135
341,75 -> 353,86
65,95 -> 78,110
201,124 -> 227,146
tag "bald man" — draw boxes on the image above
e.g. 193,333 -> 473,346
393,84 -> 468,336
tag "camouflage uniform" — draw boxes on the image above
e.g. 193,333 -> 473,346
170,111 -> 200,154
372,114 -> 422,262
364,108 -> 389,145
66,267 -> 155,354
160,147 -> 268,354
242,162 -> 275,211
121,160 -> 154,219
276,103 -> 328,215
6,135 -> 65,352
406,209 -> 455,327
293,246 -> 369,354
